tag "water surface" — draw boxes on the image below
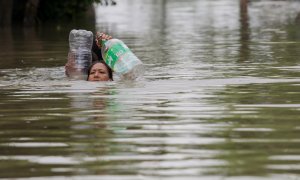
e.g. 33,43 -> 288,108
1,0 -> 300,179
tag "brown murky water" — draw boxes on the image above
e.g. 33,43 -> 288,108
1,0 -> 300,179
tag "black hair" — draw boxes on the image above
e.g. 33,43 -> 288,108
87,61 -> 113,81
92,38 -> 103,62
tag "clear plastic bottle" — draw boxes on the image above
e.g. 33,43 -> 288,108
67,29 -> 93,79
101,39 -> 144,80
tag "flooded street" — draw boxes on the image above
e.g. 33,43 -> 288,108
1,0 -> 300,179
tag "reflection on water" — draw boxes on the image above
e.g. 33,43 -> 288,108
1,0 -> 300,179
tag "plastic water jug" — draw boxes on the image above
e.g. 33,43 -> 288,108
67,29 -> 93,79
100,38 -> 144,80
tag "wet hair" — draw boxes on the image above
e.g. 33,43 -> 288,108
92,38 -> 103,62
87,61 -> 113,81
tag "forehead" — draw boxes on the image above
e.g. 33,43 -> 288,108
91,63 -> 107,71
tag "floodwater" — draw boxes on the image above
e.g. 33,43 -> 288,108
1,0 -> 300,179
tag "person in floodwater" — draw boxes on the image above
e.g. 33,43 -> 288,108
65,32 -> 113,81
87,61 -> 113,81
87,32 -> 113,81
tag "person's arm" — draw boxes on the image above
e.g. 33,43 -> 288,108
65,52 -> 78,77
92,32 -> 112,61
92,39 -> 103,61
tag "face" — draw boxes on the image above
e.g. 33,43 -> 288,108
88,63 -> 111,81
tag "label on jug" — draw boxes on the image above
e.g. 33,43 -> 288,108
104,42 -> 130,69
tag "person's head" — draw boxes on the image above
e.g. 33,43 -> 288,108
87,61 -> 113,81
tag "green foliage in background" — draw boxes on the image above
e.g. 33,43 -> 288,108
37,0 -> 101,22
0,0 -> 116,26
